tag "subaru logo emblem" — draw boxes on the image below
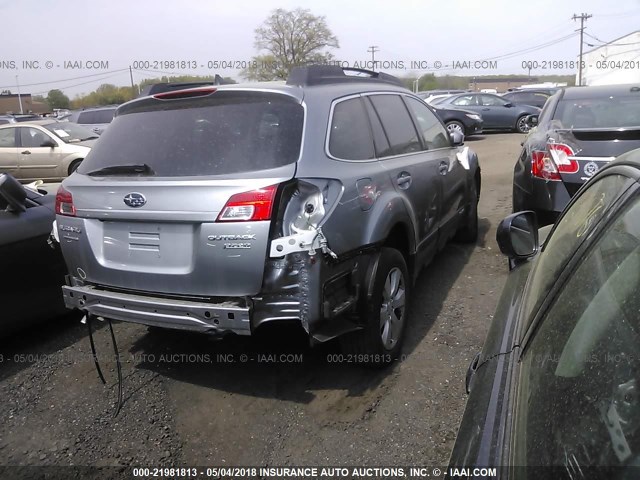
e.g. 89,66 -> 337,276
123,192 -> 146,208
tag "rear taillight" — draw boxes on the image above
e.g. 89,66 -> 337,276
55,185 -> 76,216
531,143 -> 577,181
217,185 -> 278,222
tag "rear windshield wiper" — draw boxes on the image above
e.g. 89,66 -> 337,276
86,164 -> 156,176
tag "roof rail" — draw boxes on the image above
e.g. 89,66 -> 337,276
286,65 -> 405,88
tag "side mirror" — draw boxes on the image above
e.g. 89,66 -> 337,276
0,173 -> 27,213
496,211 -> 538,265
41,140 -> 56,148
504,102 -> 513,108
449,130 -> 464,146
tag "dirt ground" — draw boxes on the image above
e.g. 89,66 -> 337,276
0,133 -> 524,470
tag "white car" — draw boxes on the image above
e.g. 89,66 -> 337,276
0,120 -> 98,181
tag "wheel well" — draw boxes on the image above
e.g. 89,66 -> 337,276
383,224 -> 412,268
475,169 -> 481,200
68,158 -> 83,175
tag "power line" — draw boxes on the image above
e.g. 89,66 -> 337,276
584,31 -> 640,46
572,13 -> 592,86
30,72 -> 128,96
0,68 -> 130,89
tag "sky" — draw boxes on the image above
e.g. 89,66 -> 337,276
0,0 -> 639,98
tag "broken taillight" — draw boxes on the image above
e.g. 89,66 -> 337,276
55,185 -> 76,216
217,185 -> 278,222
531,143 -> 577,181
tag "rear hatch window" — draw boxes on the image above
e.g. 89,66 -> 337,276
77,91 -> 304,177
554,92 -> 640,129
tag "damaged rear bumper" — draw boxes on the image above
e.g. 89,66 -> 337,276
62,284 -> 251,335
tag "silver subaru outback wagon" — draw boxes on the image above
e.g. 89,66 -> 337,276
56,66 -> 480,365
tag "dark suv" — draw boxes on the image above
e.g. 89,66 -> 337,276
55,66 -> 481,364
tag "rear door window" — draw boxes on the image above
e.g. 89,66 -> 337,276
78,91 -> 304,177
369,94 -> 422,156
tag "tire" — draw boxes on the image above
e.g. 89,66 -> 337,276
515,115 -> 530,134
454,178 -> 479,243
340,248 -> 409,366
446,121 -> 465,136
68,159 -> 82,175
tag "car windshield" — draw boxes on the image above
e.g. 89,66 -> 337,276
554,93 -> 640,129
43,122 -> 99,143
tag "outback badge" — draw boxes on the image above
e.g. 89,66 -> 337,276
123,192 -> 147,208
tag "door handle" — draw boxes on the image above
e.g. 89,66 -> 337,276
396,173 -> 412,189
482,108 -> 490,111
21,150 -> 31,154
439,161 -> 449,175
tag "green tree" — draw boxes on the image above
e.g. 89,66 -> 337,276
242,8 -> 339,81
46,89 -> 70,109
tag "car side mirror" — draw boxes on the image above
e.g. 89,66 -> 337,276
0,173 -> 27,213
40,140 -> 56,148
496,211 -> 538,266
449,130 -> 464,146
504,102 -> 513,108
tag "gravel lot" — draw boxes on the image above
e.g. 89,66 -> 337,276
0,133 -> 524,469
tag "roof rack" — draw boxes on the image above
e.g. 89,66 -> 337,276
286,65 -> 405,88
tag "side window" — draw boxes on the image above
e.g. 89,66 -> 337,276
19,128 -> 50,148
369,95 -> 422,156
521,173 -> 632,328
362,97 -> 391,157
95,109 -> 115,124
480,95 -> 506,106
532,93 -> 549,105
77,111 -> 94,124
538,93 -> 559,126
0,128 -> 16,147
404,97 -> 450,149
328,98 -> 375,161
514,193 -> 640,470
452,95 -> 478,106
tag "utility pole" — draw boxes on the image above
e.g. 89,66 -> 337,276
367,46 -> 379,70
129,66 -> 136,96
572,13 -> 592,86
15,75 -> 23,114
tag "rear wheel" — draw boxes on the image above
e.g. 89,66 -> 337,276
446,121 -> 465,136
68,159 -> 82,175
454,178 -> 479,243
340,248 -> 409,366
516,115 -> 530,134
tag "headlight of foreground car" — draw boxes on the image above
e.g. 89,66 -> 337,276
466,114 -> 481,121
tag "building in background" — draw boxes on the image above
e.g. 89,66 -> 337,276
468,77 -> 539,93
0,92 -> 48,114
581,30 -> 640,86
